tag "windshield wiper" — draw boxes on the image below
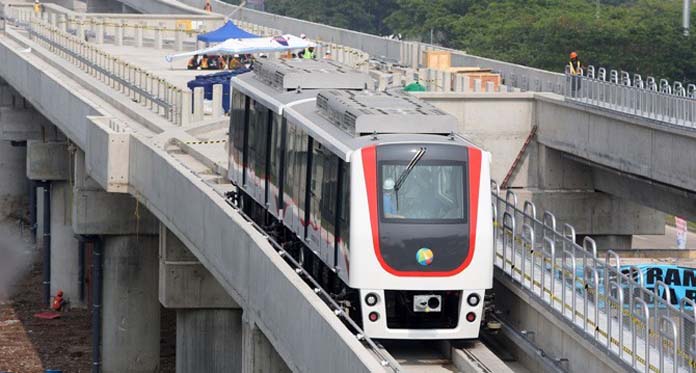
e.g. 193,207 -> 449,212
394,147 -> 426,193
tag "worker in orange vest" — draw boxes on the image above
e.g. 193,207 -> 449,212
204,0 -> 212,12
51,290 -> 66,311
568,51 -> 583,95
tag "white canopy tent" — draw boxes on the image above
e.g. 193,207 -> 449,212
165,34 -> 315,62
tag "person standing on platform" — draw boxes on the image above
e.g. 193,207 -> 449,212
568,51 -> 583,95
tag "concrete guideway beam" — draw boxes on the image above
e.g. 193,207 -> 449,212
129,138 -> 388,372
535,93 -> 696,194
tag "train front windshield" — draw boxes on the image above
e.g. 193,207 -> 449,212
381,163 -> 466,222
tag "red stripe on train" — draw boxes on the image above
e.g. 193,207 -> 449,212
362,145 -> 481,277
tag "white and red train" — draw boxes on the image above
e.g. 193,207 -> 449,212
228,59 -> 493,339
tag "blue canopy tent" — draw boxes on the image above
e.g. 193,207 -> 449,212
197,21 -> 259,43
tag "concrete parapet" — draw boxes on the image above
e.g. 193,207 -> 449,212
26,140 -> 69,181
159,225 -> 237,309
176,309 -> 243,373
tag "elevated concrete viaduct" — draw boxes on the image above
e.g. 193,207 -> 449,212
0,11 -> 388,372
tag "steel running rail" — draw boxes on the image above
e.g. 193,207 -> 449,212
491,180 -> 696,373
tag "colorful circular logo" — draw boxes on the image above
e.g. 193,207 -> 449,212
416,248 -> 433,266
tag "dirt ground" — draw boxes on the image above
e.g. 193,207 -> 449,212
0,250 -> 176,372
0,261 -> 92,372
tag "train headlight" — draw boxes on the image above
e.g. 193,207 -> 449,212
467,293 -> 481,307
368,312 -> 380,322
365,293 -> 379,307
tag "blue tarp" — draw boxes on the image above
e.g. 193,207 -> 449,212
187,68 -> 251,114
197,21 -> 259,43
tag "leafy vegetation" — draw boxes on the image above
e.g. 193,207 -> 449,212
223,0 -> 696,81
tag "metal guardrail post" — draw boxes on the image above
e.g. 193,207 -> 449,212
659,315 -> 679,373
633,297 -> 650,372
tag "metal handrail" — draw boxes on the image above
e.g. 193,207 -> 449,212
492,182 -> 696,372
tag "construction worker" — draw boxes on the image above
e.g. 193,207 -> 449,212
568,51 -> 582,95
187,54 -> 199,70
302,46 -> 316,59
228,54 -> 242,70
204,0 -> 212,12
200,54 -> 209,70
568,52 -> 582,76
51,290 -> 66,312
33,0 -> 41,16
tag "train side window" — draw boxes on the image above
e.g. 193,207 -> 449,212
230,90 -> 245,153
320,152 -> 339,242
269,114 -> 281,188
253,102 -> 269,185
338,161 -> 350,252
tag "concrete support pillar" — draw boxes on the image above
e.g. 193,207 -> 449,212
95,18 -> 104,44
58,14 -> 66,33
176,309 -> 242,373
49,181 -> 81,307
154,22 -> 164,49
102,235 -> 160,373
212,84 -> 223,118
175,25 -> 184,51
136,22 -> 144,48
192,87 -> 204,122
242,314 -> 291,373
49,13 -> 56,27
115,20 -> 123,46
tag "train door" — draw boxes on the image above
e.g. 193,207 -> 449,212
247,100 -> 269,205
283,122 -> 298,232
335,160 -> 350,281
319,150 -> 340,265
307,143 -> 325,257
267,115 -> 284,219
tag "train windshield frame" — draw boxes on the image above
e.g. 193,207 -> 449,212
379,160 -> 468,224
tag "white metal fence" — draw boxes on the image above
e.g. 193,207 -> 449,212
493,181 -> 696,372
